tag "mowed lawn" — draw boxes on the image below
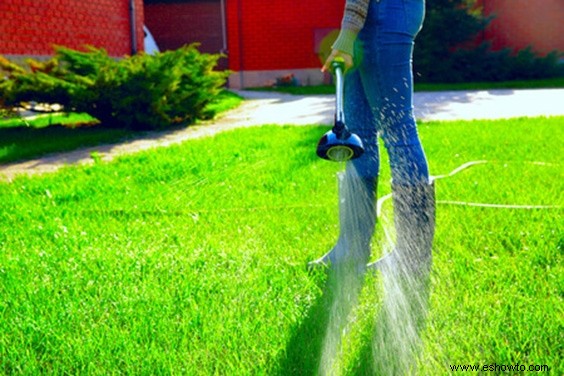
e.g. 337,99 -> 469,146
0,116 -> 562,375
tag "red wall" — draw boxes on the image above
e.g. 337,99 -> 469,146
5,0 -> 559,76
225,0 -> 344,71
224,0 -> 563,73
480,0 -> 564,55
145,2 -> 224,54
0,0 -> 144,57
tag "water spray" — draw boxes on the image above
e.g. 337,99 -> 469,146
316,59 -> 364,162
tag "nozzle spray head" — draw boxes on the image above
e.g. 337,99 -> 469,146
316,120 -> 365,162
316,58 -> 364,162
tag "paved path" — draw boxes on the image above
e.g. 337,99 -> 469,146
1,88 -> 563,181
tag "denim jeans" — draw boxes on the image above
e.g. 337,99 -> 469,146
345,0 -> 428,185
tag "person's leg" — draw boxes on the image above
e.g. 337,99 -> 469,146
344,68 -> 380,181
357,0 -> 434,275
358,2 -> 434,373
358,0 -> 428,186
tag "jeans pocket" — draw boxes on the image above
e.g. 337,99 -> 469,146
403,0 -> 425,36
381,0 -> 425,37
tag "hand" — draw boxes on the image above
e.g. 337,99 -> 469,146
321,49 -> 353,73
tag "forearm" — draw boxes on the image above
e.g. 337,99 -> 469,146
332,0 -> 370,55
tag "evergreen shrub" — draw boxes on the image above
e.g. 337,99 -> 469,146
0,45 -> 228,130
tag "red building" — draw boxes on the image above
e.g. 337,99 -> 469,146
144,0 -> 344,88
2,0 -> 563,88
478,0 -> 564,56
145,0 -> 564,88
0,0 -> 144,59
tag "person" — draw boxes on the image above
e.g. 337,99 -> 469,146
309,0 -> 435,274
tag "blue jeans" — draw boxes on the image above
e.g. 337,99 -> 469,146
345,0 -> 429,185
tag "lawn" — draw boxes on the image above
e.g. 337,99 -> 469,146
0,90 -> 243,164
0,117 -> 562,374
248,76 -> 564,95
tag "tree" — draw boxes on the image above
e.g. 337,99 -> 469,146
414,0 -> 563,83
414,0 -> 489,82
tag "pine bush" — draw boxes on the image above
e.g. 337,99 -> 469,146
0,45 -> 229,130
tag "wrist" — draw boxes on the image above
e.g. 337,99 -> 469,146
332,29 -> 358,56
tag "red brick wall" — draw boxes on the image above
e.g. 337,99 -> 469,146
479,0 -> 564,55
226,0 -> 344,71
145,1 -> 224,54
0,0 -> 144,57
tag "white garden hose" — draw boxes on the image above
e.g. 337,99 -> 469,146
369,160 -> 562,270
376,160 -> 562,217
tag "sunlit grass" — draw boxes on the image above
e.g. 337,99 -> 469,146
0,90 -> 243,164
247,77 -> 564,95
0,117 -> 562,374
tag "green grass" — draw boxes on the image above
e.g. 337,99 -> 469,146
0,90 -> 243,164
0,112 -> 97,129
204,89 -> 244,114
0,117 -> 562,374
0,124 -> 132,164
248,77 -> 564,95
415,76 -> 564,92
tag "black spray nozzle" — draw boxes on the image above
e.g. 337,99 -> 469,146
316,122 -> 364,162
316,59 -> 365,162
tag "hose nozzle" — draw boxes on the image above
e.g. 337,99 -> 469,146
316,120 -> 364,162
316,59 -> 364,162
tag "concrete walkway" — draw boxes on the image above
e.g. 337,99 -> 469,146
1,88 -> 563,181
